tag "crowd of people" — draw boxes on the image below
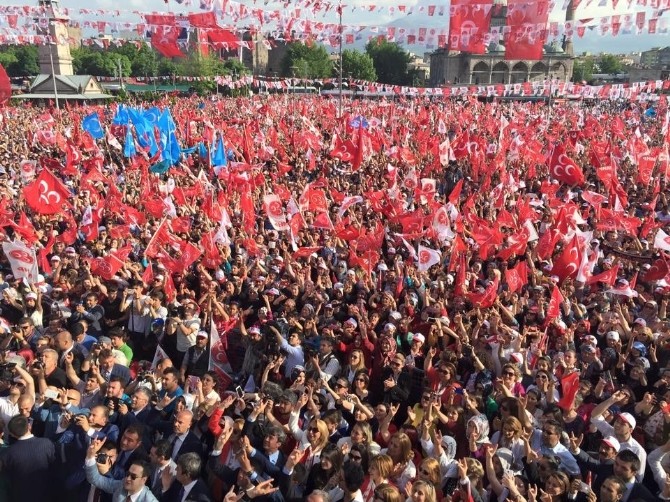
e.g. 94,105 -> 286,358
0,92 -> 666,502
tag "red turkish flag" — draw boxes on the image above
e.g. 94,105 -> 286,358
467,276 -> 499,308
449,0 -> 494,54
504,261 -> 528,293
642,257 -> 669,282
505,0 -> 550,60
586,264 -> 619,286
551,235 -> 582,283
548,144 -> 585,186
151,26 -> 184,58
292,247 -> 322,260
0,64 -> 11,105
22,169 -> 72,215
545,286 -> 565,324
557,371 -> 580,411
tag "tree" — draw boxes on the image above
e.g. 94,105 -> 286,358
340,49 -> 376,81
222,58 -> 248,77
177,53 -> 226,77
0,46 -> 39,77
113,43 -> 159,78
281,42 -> 332,78
572,58 -> 594,83
71,47 -> 131,77
365,39 -> 411,85
597,54 -> 623,75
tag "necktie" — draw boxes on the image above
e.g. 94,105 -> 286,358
177,486 -> 185,502
151,469 -> 163,495
170,435 -> 179,459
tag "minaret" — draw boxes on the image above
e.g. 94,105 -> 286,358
36,0 -> 73,75
563,0 -> 575,56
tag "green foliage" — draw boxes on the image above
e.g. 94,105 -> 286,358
222,58 -> 248,76
177,53 -> 226,77
157,57 -> 180,77
572,58 -> 594,83
365,39 -> 411,85
340,49 -> 376,81
0,46 -> 38,77
281,42 -> 332,78
597,54 -> 623,75
71,47 -> 131,77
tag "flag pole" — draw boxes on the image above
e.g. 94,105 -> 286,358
338,1 -> 343,119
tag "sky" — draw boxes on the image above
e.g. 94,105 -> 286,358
46,0 -> 670,54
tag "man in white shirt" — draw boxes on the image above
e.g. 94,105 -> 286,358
589,390 -> 646,481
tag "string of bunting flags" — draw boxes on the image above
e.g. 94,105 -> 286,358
0,1 -> 670,52
84,73 -> 670,101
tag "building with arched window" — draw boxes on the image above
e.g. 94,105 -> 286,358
429,1 -> 574,86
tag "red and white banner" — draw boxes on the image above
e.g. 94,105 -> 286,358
263,193 -> 289,232
209,321 -> 233,391
505,0 -> 550,60
22,168 -> 72,215
417,244 -> 441,272
654,228 -> 670,252
448,0 -> 493,54
2,240 -> 38,283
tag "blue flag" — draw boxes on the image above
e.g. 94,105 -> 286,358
123,128 -> 136,158
112,105 -> 129,125
349,115 -> 369,129
198,142 -> 207,160
82,113 -> 105,140
211,136 -> 227,167
149,158 -> 171,174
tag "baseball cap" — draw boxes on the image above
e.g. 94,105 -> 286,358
606,331 -> 620,341
616,412 -> 636,429
196,330 -> 208,339
602,436 -> 621,451
344,318 -> 357,328
411,333 -> 425,344
633,318 -> 646,327
98,336 -> 112,345
632,341 -> 647,356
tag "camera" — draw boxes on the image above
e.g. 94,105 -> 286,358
462,345 -> 474,357
0,362 -> 16,381
32,360 -> 44,370
104,396 -> 120,409
95,453 -> 109,464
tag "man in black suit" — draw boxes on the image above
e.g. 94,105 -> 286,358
111,424 -> 149,479
0,415 -> 56,502
160,452 -> 211,502
54,330 -> 87,375
167,410 -> 203,461
97,349 -> 131,386
116,387 -> 155,446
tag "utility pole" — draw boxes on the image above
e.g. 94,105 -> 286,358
338,1 -> 343,118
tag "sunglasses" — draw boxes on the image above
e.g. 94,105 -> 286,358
308,427 -> 320,434
420,469 -> 431,475
350,454 -> 362,461
542,429 -> 557,435
536,375 -> 548,380
125,471 -> 141,480
355,378 -> 367,382
503,372 -> 515,377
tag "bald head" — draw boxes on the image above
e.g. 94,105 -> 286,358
173,410 -> 193,435
54,331 -> 73,351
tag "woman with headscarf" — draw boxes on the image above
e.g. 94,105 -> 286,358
369,335 -> 397,404
465,414 -> 490,462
